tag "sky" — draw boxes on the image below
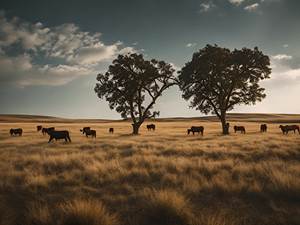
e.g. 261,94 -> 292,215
0,0 -> 300,119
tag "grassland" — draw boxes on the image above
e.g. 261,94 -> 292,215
0,114 -> 299,225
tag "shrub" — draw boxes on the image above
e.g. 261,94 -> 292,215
138,189 -> 196,225
59,199 -> 119,225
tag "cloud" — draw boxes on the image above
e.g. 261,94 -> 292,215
263,54 -> 300,88
283,44 -> 289,48
186,43 -> 197,48
0,13 -> 136,86
244,3 -> 259,11
228,0 -> 245,6
272,54 -> 293,60
199,2 -> 215,13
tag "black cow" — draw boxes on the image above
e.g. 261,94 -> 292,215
260,124 -> 267,132
187,126 -> 204,135
234,126 -> 246,134
48,130 -> 71,143
42,127 -> 55,135
37,125 -> 42,132
279,125 -> 300,134
10,128 -> 23,136
80,127 -> 91,134
109,128 -> 114,134
147,124 -> 156,131
84,129 -> 96,138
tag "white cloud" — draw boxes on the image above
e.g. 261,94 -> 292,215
272,54 -> 293,60
244,3 -> 259,12
0,13 -> 136,86
199,2 -> 215,13
264,55 -> 300,88
283,44 -> 289,48
228,0 -> 245,6
186,43 -> 197,48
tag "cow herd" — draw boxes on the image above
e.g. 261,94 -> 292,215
186,123 -> 300,135
7,123 -> 300,143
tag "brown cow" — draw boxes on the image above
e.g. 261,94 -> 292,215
48,130 -> 71,143
109,128 -> 114,134
80,127 -> 91,134
147,124 -> 156,131
234,126 -> 246,134
37,125 -> 42,132
279,125 -> 300,134
10,128 -> 23,136
42,127 -> 55,135
187,126 -> 204,135
84,129 -> 96,138
260,124 -> 267,132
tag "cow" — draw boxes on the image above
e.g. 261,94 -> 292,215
42,127 -> 55,135
37,125 -> 42,132
260,124 -> 267,132
48,130 -> 71,143
147,124 -> 156,131
80,127 -> 91,134
109,128 -> 114,134
234,126 -> 246,134
10,128 -> 23,136
84,129 -> 96,138
279,125 -> 300,135
187,126 -> 204,135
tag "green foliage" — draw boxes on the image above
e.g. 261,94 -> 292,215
95,53 -> 177,134
179,45 -> 271,134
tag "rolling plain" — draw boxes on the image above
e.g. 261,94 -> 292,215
0,114 -> 299,225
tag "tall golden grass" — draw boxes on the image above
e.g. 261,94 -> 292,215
0,119 -> 299,225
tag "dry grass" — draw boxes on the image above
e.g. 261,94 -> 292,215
0,118 -> 300,225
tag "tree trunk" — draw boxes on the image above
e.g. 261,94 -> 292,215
220,112 -> 229,135
132,123 -> 141,135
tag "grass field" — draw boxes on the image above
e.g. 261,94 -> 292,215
0,114 -> 299,225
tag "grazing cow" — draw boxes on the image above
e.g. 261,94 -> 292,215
279,125 -> 300,135
260,124 -> 267,132
187,126 -> 204,135
48,130 -> 71,143
84,129 -> 96,138
80,127 -> 91,134
37,125 -> 42,132
42,127 -> 55,135
10,128 -> 23,136
109,128 -> 114,134
147,124 -> 156,131
234,126 -> 246,134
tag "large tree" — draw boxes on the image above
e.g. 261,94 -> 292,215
95,53 -> 177,134
179,45 -> 271,134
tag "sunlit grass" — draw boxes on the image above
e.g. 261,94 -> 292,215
0,119 -> 299,225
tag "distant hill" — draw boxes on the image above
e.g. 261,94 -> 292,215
0,114 -> 116,123
158,113 -> 300,123
0,113 -> 299,124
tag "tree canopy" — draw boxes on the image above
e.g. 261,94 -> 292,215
179,45 -> 271,134
95,53 -> 178,134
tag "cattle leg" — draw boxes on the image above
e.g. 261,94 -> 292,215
67,135 -> 71,142
48,136 -> 54,143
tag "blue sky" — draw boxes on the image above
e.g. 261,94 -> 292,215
0,0 -> 300,118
